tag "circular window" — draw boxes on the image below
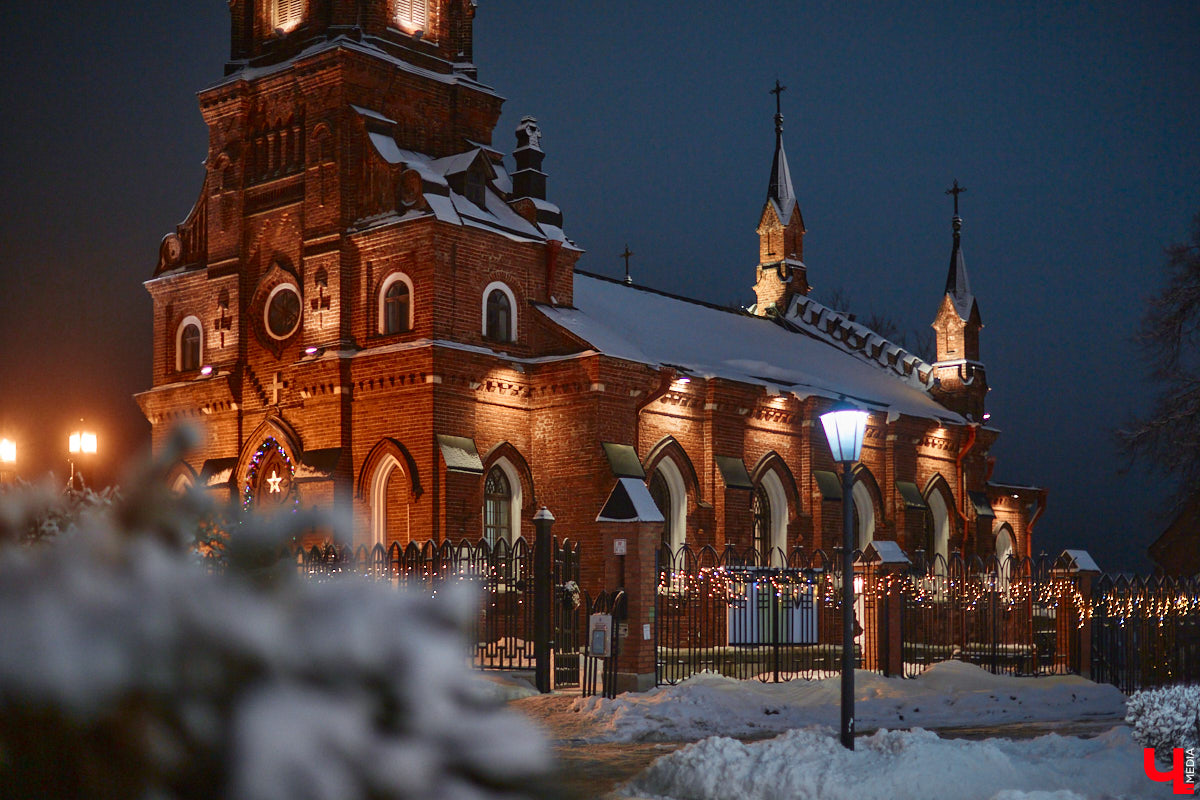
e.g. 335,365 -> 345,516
265,284 -> 301,340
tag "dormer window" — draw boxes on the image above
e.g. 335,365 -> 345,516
465,169 -> 486,207
396,0 -> 428,31
273,0 -> 304,33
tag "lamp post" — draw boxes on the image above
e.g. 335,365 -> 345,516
820,399 -> 869,751
67,426 -> 98,492
0,438 -> 15,485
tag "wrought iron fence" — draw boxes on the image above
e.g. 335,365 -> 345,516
900,553 -> 1068,678
1091,573 -> 1200,693
657,543 -> 1200,690
655,543 -> 869,685
292,536 -> 585,687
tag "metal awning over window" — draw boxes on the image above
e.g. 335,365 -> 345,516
896,481 -> 929,510
601,442 -> 645,478
814,470 -> 842,500
968,490 -> 996,518
715,456 -> 753,490
437,435 -> 484,475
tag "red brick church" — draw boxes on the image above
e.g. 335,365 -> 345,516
137,1 -> 1043,613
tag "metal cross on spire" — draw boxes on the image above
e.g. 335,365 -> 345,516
770,79 -> 787,135
620,244 -> 634,285
946,179 -> 967,217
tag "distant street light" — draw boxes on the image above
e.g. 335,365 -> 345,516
0,438 -> 15,485
67,425 -> 98,492
820,399 -> 869,751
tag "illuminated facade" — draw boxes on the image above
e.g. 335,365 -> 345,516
137,0 -> 1044,648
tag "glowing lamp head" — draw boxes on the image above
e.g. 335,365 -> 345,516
200,365 -> 214,376
305,346 -> 319,356
0,438 -> 14,465
69,431 -> 97,455
820,400 -> 868,464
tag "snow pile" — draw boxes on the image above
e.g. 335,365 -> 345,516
548,661 -> 1126,742
0,431 -> 550,800
1126,684 -> 1200,753
621,725 -> 1167,800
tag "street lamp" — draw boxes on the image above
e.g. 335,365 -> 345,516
820,399 -> 869,751
0,438 -> 15,485
67,425 -> 98,492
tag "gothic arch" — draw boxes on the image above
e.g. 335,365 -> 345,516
644,436 -> 701,503
356,438 -> 423,501
750,451 -> 801,518
644,436 -> 701,550
851,465 -> 885,551
164,460 -> 198,494
480,442 -> 536,513
238,415 -> 304,480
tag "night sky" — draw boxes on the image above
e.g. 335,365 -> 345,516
1,2 -> 1197,571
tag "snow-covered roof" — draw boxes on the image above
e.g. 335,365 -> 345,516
536,274 -> 964,424
780,294 -> 939,393
597,478 -> 665,523
355,107 -> 574,247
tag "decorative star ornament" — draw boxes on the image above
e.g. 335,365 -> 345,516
267,470 -> 283,493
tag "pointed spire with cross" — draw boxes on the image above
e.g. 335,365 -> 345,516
766,79 -> 797,225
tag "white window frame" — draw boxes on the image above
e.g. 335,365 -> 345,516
481,281 -> 517,342
378,272 -> 414,335
370,453 -> 408,550
264,283 -> 302,341
760,470 -> 788,566
652,458 -> 688,552
176,315 -> 204,372
852,479 -> 875,551
927,488 -> 951,569
482,457 -> 523,546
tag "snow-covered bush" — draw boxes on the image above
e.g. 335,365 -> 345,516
0,477 -> 121,544
0,429 -> 551,799
1125,684 -> 1200,755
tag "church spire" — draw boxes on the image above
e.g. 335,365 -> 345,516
752,80 -> 808,316
943,179 -> 977,321
931,179 -> 987,421
767,80 -> 798,225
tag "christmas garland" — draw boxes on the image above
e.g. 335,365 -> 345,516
242,437 -> 297,512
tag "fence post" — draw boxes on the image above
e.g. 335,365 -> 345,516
860,541 -> 911,677
1055,550 -> 1101,677
533,506 -> 555,693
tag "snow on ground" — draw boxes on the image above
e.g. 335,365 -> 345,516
515,661 -> 1127,744
621,725 -> 1168,800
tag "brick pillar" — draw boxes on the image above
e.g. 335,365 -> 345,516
599,521 -> 658,692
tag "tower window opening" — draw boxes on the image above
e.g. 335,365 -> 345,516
485,288 -> 513,342
180,323 -> 201,372
273,0 -> 304,32
396,0 -> 428,31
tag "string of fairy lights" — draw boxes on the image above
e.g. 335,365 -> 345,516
655,566 -> 1200,629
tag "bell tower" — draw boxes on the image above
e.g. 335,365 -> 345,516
228,0 -> 478,77
930,181 -> 987,421
752,80 -> 808,316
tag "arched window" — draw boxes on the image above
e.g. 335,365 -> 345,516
370,454 -> 410,549
851,480 -> 875,551
176,316 -> 203,372
380,274 -> 412,335
484,287 -> 513,342
648,458 -> 687,552
273,0 -> 304,32
484,466 -> 512,548
926,489 -> 951,569
649,471 -> 673,549
752,485 -> 771,565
